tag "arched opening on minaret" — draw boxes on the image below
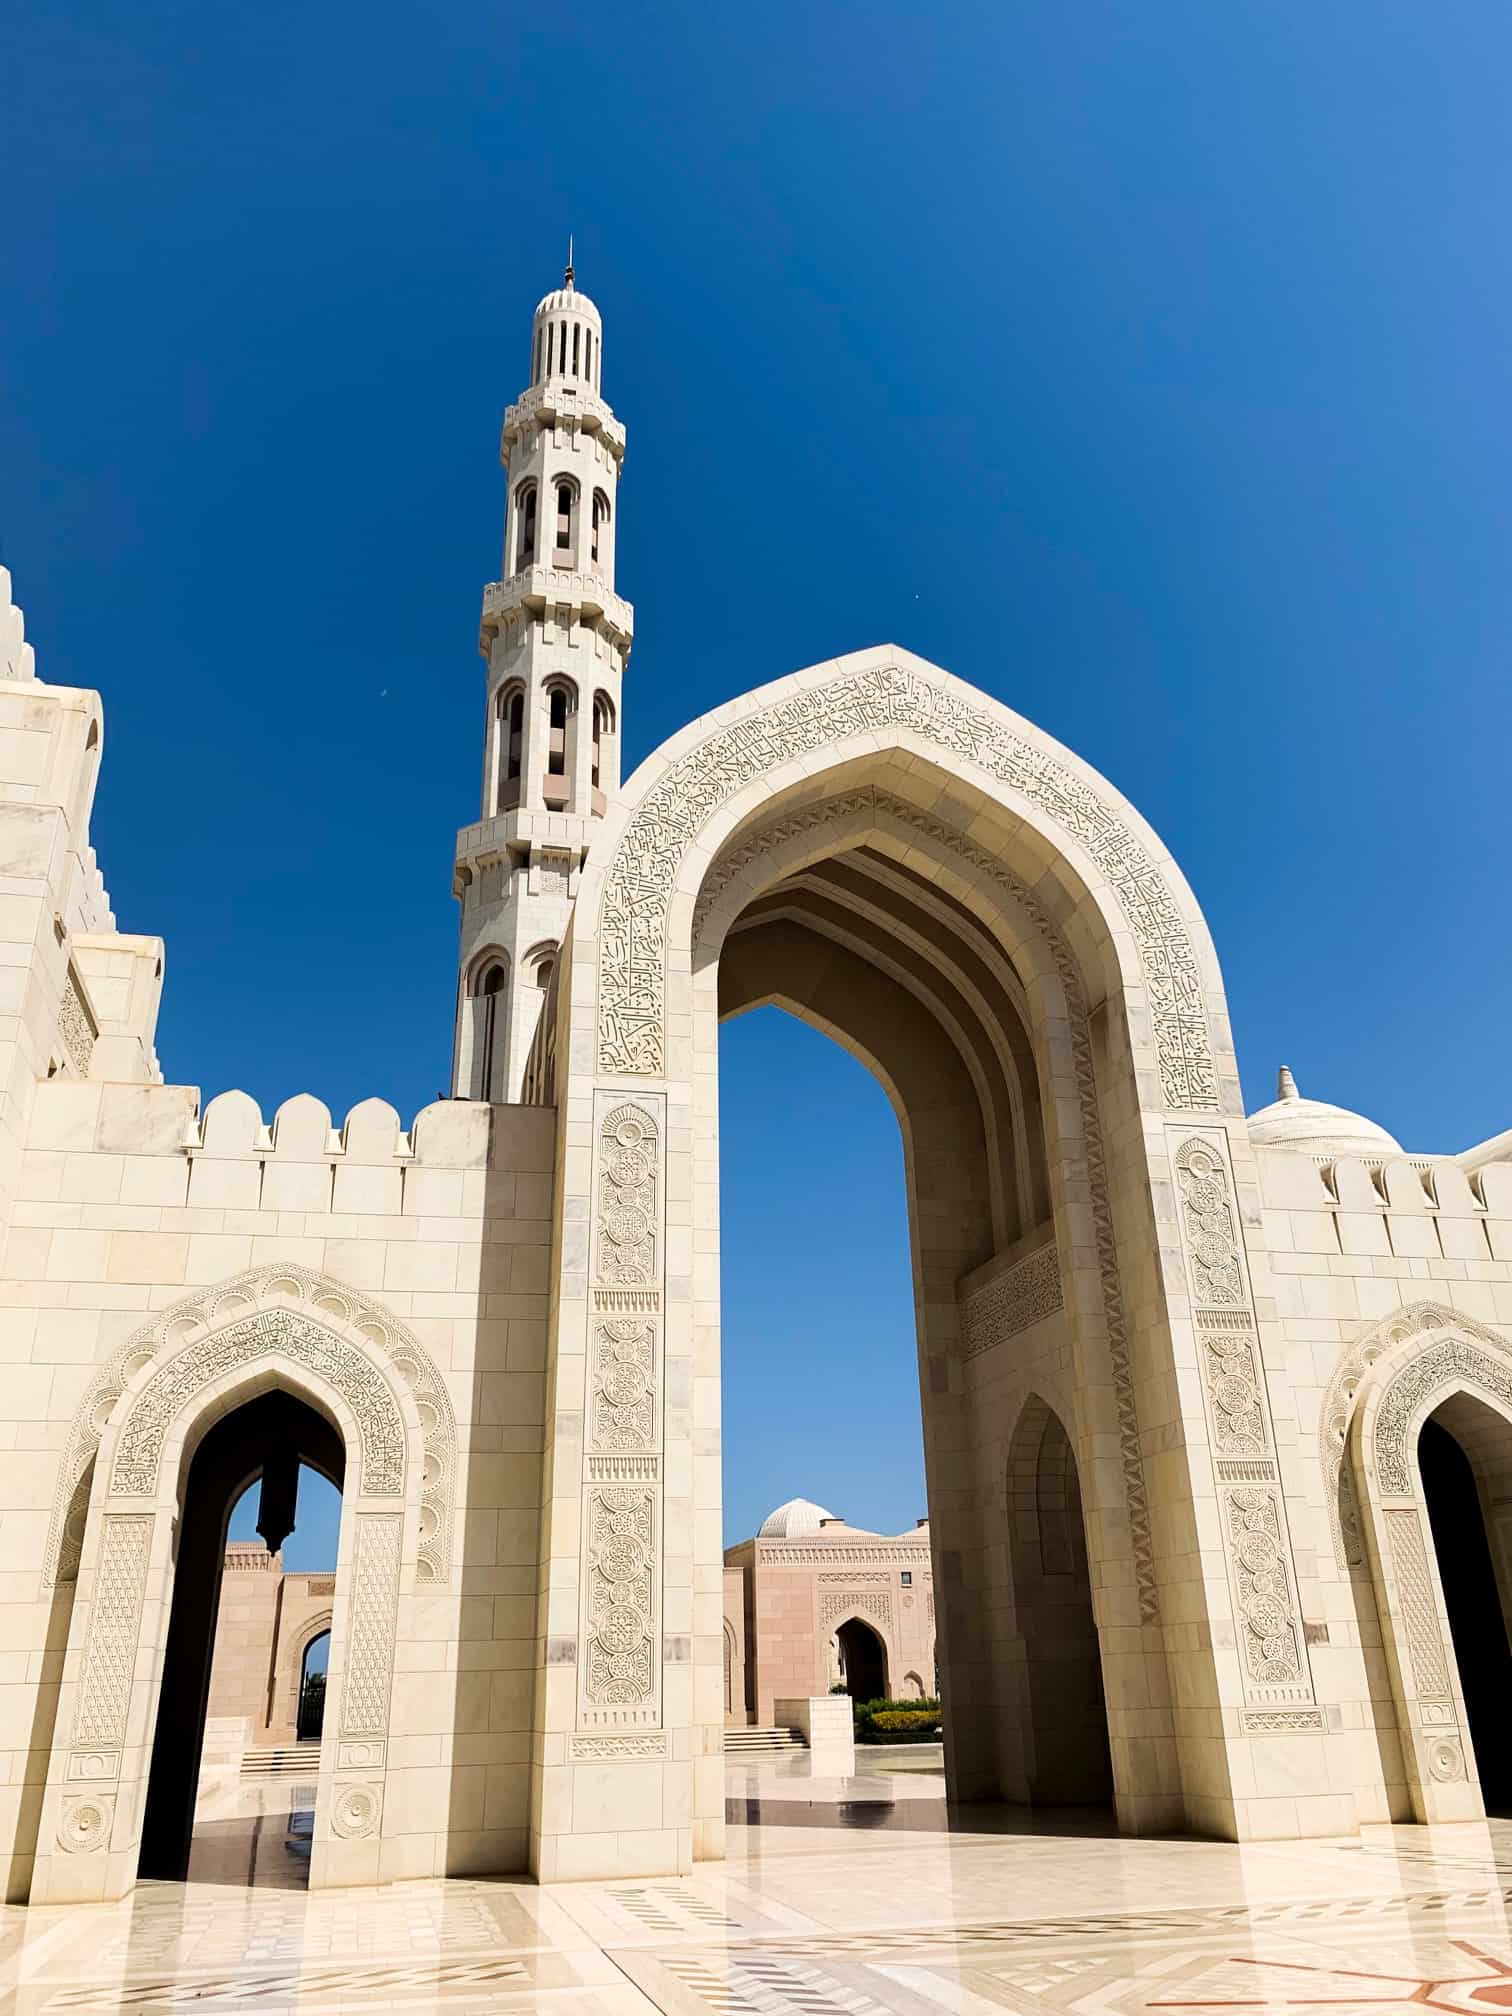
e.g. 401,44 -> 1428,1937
514,482 -> 537,570
554,480 -> 578,565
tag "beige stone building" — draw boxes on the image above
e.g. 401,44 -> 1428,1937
202,1545 -> 336,1749
722,1501 -> 935,1726
3,257 -> 1512,1909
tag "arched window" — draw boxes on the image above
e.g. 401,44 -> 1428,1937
591,489 -> 610,565
585,329 -> 594,384
547,683 -> 573,776
571,323 -> 580,376
546,324 -> 555,376
555,481 -> 576,561
535,957 -> 554,990
591,690 -> 614,793
470,959 -> 508,1101
532,328 -> 541,382
494,685 -> 524,812
515,483 -> 537,569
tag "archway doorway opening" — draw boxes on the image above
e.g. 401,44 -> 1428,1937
705,799 -> 1118,1815
140,1388 -> 345,1887
835,1617 -> 888,1703
1419,1398 -> 1512,1812
296,1631 -> 331,1742
1008,1398 -> 1114,1807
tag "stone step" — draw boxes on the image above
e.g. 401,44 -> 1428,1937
239,1744 -> 323,1777
723,1727 -> 807,1754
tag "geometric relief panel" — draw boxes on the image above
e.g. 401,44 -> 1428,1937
338,1514 -> 402,1741
71,1515 -> 153,1751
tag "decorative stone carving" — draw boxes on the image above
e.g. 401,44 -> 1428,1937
583,1487 -> 656,1712
1175,1138 -> 1246,1307
960,1242 -> 1063,1359
1173,1136 -> 1315,1707
1241,1709 -> 1326,1733
1384,1507 -> 1452,1701
72,1515 -> 152,1749
330,1783 -> 382,1839
696,786 -> 1158,1622
1376,1335 -> 1512,1499
596,1104 -> 658,1287
113,1308 -> 404,1498
570,1733 -> 667,1759
598,663 -> 1219,1112
591,1319 -> 655,1451
57,1796 -> 111,1853
1226,1489 -> 1303,1688
57,970 -> 96,1079
820,1590 -> 895,1635
340,1515 -> 401,1739
45,1265 -> 456,1587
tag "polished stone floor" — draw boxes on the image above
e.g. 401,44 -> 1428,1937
11,1752 -> 1512,2014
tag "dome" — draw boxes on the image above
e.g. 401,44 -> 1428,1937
1247,1065 -> 1402,1158
533,282 -> 602,328
756,1497 -> 836,1539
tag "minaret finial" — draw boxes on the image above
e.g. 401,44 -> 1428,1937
1277,1064 -> 1300,1102
564,235 -> 574,288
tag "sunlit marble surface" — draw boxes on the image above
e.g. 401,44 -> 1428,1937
11,1751 -> 1512,2013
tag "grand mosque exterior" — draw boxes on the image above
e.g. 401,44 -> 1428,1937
1,263 -> 1510,1907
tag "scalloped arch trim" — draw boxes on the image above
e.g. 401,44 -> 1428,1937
1320,1299 -> 1512,1566
45,1265 -> 456,1587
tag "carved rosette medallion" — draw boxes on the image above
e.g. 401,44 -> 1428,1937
580,1096 -> 665,1730
1173,1135 -> 1316,1712
598,662 -> 1218,1112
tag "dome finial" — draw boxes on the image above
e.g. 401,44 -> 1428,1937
1277,1064 -> 1300,1102
564,234 -> 574,289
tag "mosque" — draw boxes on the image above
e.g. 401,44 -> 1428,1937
1,260 -> 1510,1907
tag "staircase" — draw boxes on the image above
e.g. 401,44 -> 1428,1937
240,1743 -> 322,1779
723,1725 -> 807,1757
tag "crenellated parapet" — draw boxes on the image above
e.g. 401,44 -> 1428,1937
1256,1145 -> 1512,1264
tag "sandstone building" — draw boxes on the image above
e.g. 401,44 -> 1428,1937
722,1501 -> 936,1726
2,261 -> 1512,1907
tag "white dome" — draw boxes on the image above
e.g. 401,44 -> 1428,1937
757,1497 -> 837,1539
1248,1066 -> 1402,1158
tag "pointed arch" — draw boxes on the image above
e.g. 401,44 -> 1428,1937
45,1265 -> 456,1590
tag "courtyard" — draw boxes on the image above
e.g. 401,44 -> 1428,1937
8,1753 -> 1512,2014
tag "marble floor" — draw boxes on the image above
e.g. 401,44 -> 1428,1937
10,1753 -> 1512,2015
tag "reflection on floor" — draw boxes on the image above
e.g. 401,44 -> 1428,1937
13,1747 -> 1512,2014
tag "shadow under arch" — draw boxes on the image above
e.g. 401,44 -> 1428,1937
1004,1393 -> 1113,1809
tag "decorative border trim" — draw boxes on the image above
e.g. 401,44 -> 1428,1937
598,665 -> 1218,1112
45,1265 -> 457,1587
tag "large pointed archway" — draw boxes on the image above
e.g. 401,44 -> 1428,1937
529,646 -> 1324,1879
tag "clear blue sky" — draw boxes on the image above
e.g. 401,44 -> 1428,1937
6,2 -> 1509,1548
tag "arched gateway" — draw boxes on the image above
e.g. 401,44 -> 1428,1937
9,270 -> 1506,1906
525,644 -> 1325,1880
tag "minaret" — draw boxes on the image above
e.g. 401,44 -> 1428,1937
452,255 -> 633,1101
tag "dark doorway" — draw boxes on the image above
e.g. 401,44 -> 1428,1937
138,1389 -> 344,1881
1008,1399 -> 1114,1807
1419,1412 -> 1512,1811
297,1634 -> 330,1742
836,1617 -> 887,1702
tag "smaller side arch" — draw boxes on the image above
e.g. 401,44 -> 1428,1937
1347,1309 -> 1512,1822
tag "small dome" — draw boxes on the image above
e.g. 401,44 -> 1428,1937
533,282 -> 603,328
757,1497 -> 836,1539
1247,1065 -> 1402,1158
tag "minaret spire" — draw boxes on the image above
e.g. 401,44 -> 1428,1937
450,265 -> 633,1102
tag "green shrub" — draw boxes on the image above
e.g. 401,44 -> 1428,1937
851,1696 -> 942,1742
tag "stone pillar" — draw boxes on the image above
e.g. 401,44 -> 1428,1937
774,1696 -> 855,1777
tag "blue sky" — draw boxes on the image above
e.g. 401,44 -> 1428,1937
6,2 -> 1510,1548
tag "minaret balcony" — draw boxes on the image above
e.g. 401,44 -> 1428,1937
479,569 -> 634,656
501,384 -> 625,462
452,806 -> 590,895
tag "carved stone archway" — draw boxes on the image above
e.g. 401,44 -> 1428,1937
30,1268 -> 446,1905
1348,1309 -> 1512,1820
528,646 -> 1321,1877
